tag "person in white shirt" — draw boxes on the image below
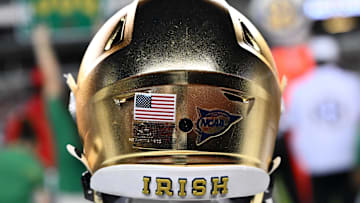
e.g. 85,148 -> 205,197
281,36 -> 360,203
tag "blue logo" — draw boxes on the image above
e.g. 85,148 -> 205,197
195,108 -> 242,146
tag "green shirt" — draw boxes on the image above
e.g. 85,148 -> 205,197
0,147 -> 44,203
46,97 -> 85,193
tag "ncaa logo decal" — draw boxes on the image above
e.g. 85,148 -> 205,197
195,108 -> 242,145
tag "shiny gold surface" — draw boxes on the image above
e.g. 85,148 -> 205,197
75,0 -> 281,189
77,0 -> 279,87
78,71 -> 280,172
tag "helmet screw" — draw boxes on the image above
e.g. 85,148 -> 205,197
179,118 -> 193,133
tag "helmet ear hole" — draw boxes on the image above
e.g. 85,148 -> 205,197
240,21 -> 261,53
104,16 -> 127,51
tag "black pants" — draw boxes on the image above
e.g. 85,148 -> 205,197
312,172 -> 356,203
273,135 -> 300,203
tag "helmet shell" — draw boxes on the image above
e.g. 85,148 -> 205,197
75,0 -> 281,199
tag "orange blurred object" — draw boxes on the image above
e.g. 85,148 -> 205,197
272,44 -> 315,104
273,45 -> 316,203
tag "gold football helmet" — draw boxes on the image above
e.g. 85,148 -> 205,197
68,0 -> 282,202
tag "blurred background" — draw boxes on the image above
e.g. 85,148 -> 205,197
0,0 -> 360,202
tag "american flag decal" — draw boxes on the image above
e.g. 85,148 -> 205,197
134,93 -> 176,122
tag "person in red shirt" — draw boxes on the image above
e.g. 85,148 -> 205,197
4,67 -> 56,168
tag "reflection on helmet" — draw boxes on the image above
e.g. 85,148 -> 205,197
73,0 -> 281,202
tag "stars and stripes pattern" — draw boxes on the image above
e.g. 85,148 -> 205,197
134,93 -> 176,122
